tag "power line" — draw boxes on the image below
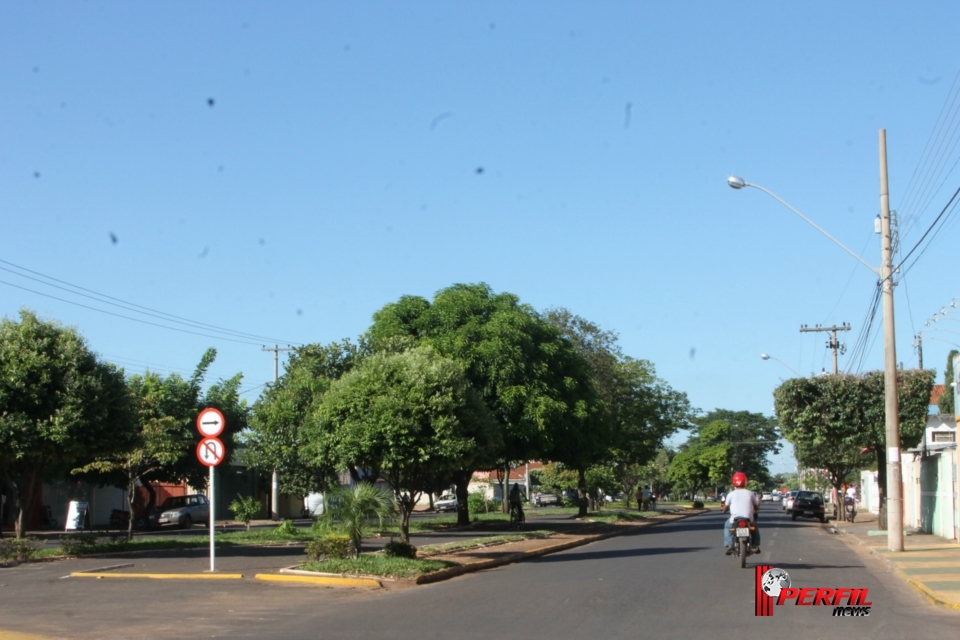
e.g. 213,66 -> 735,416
896,183 -> 960,277
0,278 -> 265,346
0,257 -> 299,345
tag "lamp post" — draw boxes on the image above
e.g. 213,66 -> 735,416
760,353 -> 800,376
729,130 -> 903,552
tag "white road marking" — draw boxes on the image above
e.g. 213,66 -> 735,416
763,551 -> 771,562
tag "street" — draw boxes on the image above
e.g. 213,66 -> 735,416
1,504 -> 956,639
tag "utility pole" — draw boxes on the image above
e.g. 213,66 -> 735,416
879,129 -> 903,553
799,324 -> 851,374
913,333 -> 923,369
263,344 -> 294,520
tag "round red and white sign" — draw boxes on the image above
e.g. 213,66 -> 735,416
196,408 -> 225,438
196,437 -> 225,467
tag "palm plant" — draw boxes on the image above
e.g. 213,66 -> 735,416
318,482 -> 395,557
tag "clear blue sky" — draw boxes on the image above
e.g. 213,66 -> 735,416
5,2 -> 960,475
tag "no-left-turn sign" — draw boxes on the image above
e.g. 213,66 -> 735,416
197,437 -> 225,467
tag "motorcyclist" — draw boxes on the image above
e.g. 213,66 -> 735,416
721,471 -> 760,555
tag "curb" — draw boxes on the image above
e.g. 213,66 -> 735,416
255,573 -> 380,588
70,572 -> 244,580
828,522 -> 960,612
414,509 -> 707,585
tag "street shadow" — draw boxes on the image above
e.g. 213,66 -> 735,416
532,546 -> 710,563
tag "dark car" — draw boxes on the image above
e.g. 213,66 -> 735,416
789,490 -> 826,523
147,494 -> 210,529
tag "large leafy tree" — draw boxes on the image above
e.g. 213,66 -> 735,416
74,417 -> 189,540
0,310 -> 136,537
774,369 -> 934,529
124,348 -> 247,515
693,409 -> 779,488
543,309 -> 690,515
306,347 -> 497,542
667,436 -> 731,500
244,341 -> 359,499
366,284 -> 595,524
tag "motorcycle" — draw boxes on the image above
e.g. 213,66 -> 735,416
729,517 -> 757,568
843,496 -> 857,523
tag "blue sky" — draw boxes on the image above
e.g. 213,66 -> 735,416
4,2 -> 960,475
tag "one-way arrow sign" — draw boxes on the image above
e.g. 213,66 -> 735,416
196,408 -> 225,438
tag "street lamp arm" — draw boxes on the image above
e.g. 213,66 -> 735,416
732,179 -> 881,276
761,353 -> 801,376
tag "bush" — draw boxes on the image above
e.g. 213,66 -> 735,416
275,519 -> 298,536
305,533 -> 354,561
58,534 -> 100,556
693,500 -> 705,509
0,537 -> 40,563
229,496 -> 262,531
383,540 -> 417,559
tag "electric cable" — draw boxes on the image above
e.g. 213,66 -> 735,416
0,257 -> 299,344
0,278 -> 265,346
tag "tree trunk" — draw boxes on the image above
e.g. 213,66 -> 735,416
876,449 -> 887,531
499,464 -> 508,514
577,468 -> 588,518
428,492 -> 434,511
453,469 -> 472,527
127,475 -> 137,542
15,472 -> 41,539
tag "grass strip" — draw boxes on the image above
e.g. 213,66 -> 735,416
417,530 -> 553,557
300,555 -> 458,580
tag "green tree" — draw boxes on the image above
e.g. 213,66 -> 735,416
937,350 -> 958,415
366,284 -> 594,524
542,309 -> 689,516
0,310 -> 136,537
693,410 -> 779,487
244,342 -> 358,499
774,369 -> 934,529
307,347 -> 497,542
667,429 -> 731,500
74,416 -> 190,540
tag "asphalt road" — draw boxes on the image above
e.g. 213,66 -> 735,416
1,504 -> 956,639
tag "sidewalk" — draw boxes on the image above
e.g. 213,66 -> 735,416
829,511 -> 960,610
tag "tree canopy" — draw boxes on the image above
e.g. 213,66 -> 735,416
0,310 -> 136,537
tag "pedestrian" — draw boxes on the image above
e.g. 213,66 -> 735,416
636,488 -> 643,511
641,486 -> 652,511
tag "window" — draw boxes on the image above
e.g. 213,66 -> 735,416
932,431 -> 956,443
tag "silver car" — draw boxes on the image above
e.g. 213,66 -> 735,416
435,494 -> 458,512
148,494 -> 210,529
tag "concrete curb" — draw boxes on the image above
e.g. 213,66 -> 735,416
414,509 -> 707,586
256,573 -> 380,588
827,521 -> 960,612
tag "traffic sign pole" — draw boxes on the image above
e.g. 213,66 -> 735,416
210,464 -> 215,572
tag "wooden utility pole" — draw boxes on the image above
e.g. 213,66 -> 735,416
799,323 -> 851,374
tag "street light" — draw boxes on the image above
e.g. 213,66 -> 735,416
729,130 -> 903,553
760,353 -> 800,376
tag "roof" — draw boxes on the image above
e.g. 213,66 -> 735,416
930,384 -> 946,406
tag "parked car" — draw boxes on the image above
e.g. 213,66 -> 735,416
147,494 -> 210,529
435,493 -> 458,512
783,490 -> 799,512
535,492 -> 561,506
789,490 -> 826,523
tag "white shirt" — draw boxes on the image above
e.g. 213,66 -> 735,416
724,488 -> 758,520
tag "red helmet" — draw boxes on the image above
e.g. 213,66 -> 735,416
732,472 -> 747,488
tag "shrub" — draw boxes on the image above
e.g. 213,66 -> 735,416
58,534 -> 100,556
383,540 -> 417,559
229,496 -> 262,531
693,500 -> 705,509
0,537 -> 40,563
305,534 -> 354,561
275,519 -> 298,536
